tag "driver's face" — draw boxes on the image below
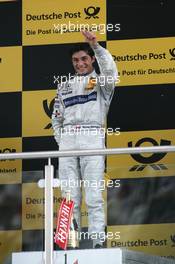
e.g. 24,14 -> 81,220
72,51 -> 95,75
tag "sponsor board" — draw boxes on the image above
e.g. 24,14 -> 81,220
22,182 -> 106,230
108,37 -> 175,86
22,90 -> 55,137
107,130 -> 175,179
107,224 -> 175,258
0,138 -> 22,184
23,0 -> 106,45
22,182 -> 61,229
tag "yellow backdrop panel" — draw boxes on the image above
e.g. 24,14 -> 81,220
107,224 -> 175,258
0,46 -> 22,92
22,90 -> 55,137
108,37 -> 175,86
107,130 -> 175,179
0,138 -> 22,184
0,231 -> 22,264
23,0 -> 106,45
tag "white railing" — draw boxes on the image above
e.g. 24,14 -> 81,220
0,146 -> 175,160
1,146 -> 175,264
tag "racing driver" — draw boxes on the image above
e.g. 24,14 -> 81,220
52,30 -> 118,248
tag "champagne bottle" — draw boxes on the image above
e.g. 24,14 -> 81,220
65,191 -> 79,249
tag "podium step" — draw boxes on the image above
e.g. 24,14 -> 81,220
12,248 -> 175,264
122,249 -> 175,263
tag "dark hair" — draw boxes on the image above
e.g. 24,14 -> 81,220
69,43 -> 95,58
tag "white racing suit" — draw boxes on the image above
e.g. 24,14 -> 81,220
52,44 -> 118,244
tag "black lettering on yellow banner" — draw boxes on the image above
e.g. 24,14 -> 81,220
23,0 -> 106,45
0,138 -> 22,184
22,183 -> 61,230
107,224 -> 175,258
108,37 -> 175,86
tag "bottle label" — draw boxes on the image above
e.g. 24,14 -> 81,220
54,198 -> 74,250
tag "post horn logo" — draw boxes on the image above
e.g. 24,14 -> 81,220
0,148 -> 16,153
43,98 -> 55,129
128,138 -> 171,171
128,137 -> 171,164
0,148 -> 16,161
84,6 -> 100,19
170,234 -> 175,247
169,48 -> 175,60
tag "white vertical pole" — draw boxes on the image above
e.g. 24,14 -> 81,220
45,158 -> 54,264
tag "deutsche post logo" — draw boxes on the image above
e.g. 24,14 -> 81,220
128,137 -> 171,171
0,148 -> 16,154
43,99 -> 55,129
84,6 -> 100,19
0,148 -> 16,161
169,48 -> 175,60
170,234 -> 175,247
